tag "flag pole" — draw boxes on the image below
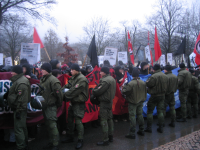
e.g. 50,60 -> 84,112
82,55 -> 87,68
43,47 -> 51,60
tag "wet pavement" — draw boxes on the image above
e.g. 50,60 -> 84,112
1,114 -> 200,150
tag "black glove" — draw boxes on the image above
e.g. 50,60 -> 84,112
16,112 -> 21,120
3,91 -> 9,100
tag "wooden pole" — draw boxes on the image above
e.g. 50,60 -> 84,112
82,55 -> 87,68
43,47 -> 50,60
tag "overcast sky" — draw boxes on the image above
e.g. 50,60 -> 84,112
34,0 -> 195,44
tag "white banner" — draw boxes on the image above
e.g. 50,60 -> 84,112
145,45 -> 151,62
98,56 -> 104,66
5,57 -> 12,66
160,55 -> 166,66
0,53 -> 3,65
104,47 -> 118,66
20,43 -> 40,65
118,52 -> 127,64
167,53 -> 173,65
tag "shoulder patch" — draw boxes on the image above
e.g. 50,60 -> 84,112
98,86 -> 102,89
18,90 -> 22,95
75,84 -> 79,88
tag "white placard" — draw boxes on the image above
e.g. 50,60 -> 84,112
145,45 -> 151,62
5,57 -> 13,66
0,53 -> 3,65
160,55 -> 166,66
167,53 -> 172,65
118,52 -> 128,64
189,52 -> 196,67
98,56 -> 104,66
104,47 -> 118,66
20,43 -> 40,65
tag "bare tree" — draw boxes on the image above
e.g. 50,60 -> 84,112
0,0 -> 57,24
42,29 -> 63,62
0,14 -> 32,65
82,16 -> 111,55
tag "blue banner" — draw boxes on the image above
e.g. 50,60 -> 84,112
127,68 -> 181,117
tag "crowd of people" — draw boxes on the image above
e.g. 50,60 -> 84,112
0,58 -> 200,150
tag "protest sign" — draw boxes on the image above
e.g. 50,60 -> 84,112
167,53 -> 173,65
98,56 -> 104,66
104,47 -> 118,66
160,54 -> 166,66
20,43 -> 40,65
0,53 -> 3,65
5,57 -> 12,66
118,52 -> 128,64
145,45 -> 151,62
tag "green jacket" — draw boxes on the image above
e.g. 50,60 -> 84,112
178,68 -> 192,90
122,78 -> 147,104
93,74 -> 116,110
63,72 -> 88,118
165,71 -> 178,95
7,74 -> 31,112
189,75 -> 200,94
40,73 -> 62,107
146,69 -> 168,96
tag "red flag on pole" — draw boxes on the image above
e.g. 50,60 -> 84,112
127,31 -> 134,65
148,31 -> 154,65
154,27 -> 162,62
33,27 -> 44,48
194,32 -> 200,65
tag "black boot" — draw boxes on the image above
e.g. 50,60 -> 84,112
157,125 -> 163,133
176,118 -> 187,122
51,146 -> 59,150
61,135 -> 74,143
168,121 -> 175,127
96,141 -> 109,146
43,143 -> 53,149
144,126 -> 152,133
75,139 -> 83,149
137,130 -> 145,136
125,134 -> 135,139
108,135 -> 113,142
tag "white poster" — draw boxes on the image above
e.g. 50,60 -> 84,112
0,53 -> 3,65
167,53 -> 173,65
145,45 -> 151,62
5,57 -> 13,66
98,56 -> 104,66
118,52 -> 128,64
104,47 -> 118,66
189,52 -> 196,67
160,55 -> 166,66
20,43 -> 40,65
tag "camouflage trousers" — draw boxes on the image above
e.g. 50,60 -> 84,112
43,106 -> 59,146
100,118 -> 114,141
147,95 -> 165,126
187,92 -> 198,117
67,108 -> 84,139
164,93 -> 176,122
14,110 -> 28,149
128,102 -> 144,135
179,90 -> 189,119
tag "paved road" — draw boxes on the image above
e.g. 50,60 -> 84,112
2,113 -> 200,150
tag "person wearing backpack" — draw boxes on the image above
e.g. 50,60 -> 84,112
61,63 -> 88,149
39,63 -> 63,150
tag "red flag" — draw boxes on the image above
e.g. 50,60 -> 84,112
33,27 -> 44,48
154,27 -> 162,62
148,31 -> 153,65
127,31 -> 134,65
194,32 -> 200,65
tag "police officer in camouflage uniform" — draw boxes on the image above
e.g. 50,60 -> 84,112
145,64 -> 168,133
62,64 -> 88,149
176,63 -> 192,122
163,65 -> 178,127
122,67 -> 147,139
187,68 -> 200,119
92,66 -> 116,146
7,65 -> 31,150
40,63 -> 63,150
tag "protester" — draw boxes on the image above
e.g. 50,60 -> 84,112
50,59 -> 61,70
93,66 -> 116,146
22,63 -> 37,79
6,65 -> 31,150
62,63 -> 89,149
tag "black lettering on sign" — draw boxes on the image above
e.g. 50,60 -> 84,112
88,103 -> 96,112
85,107 -> 89,113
